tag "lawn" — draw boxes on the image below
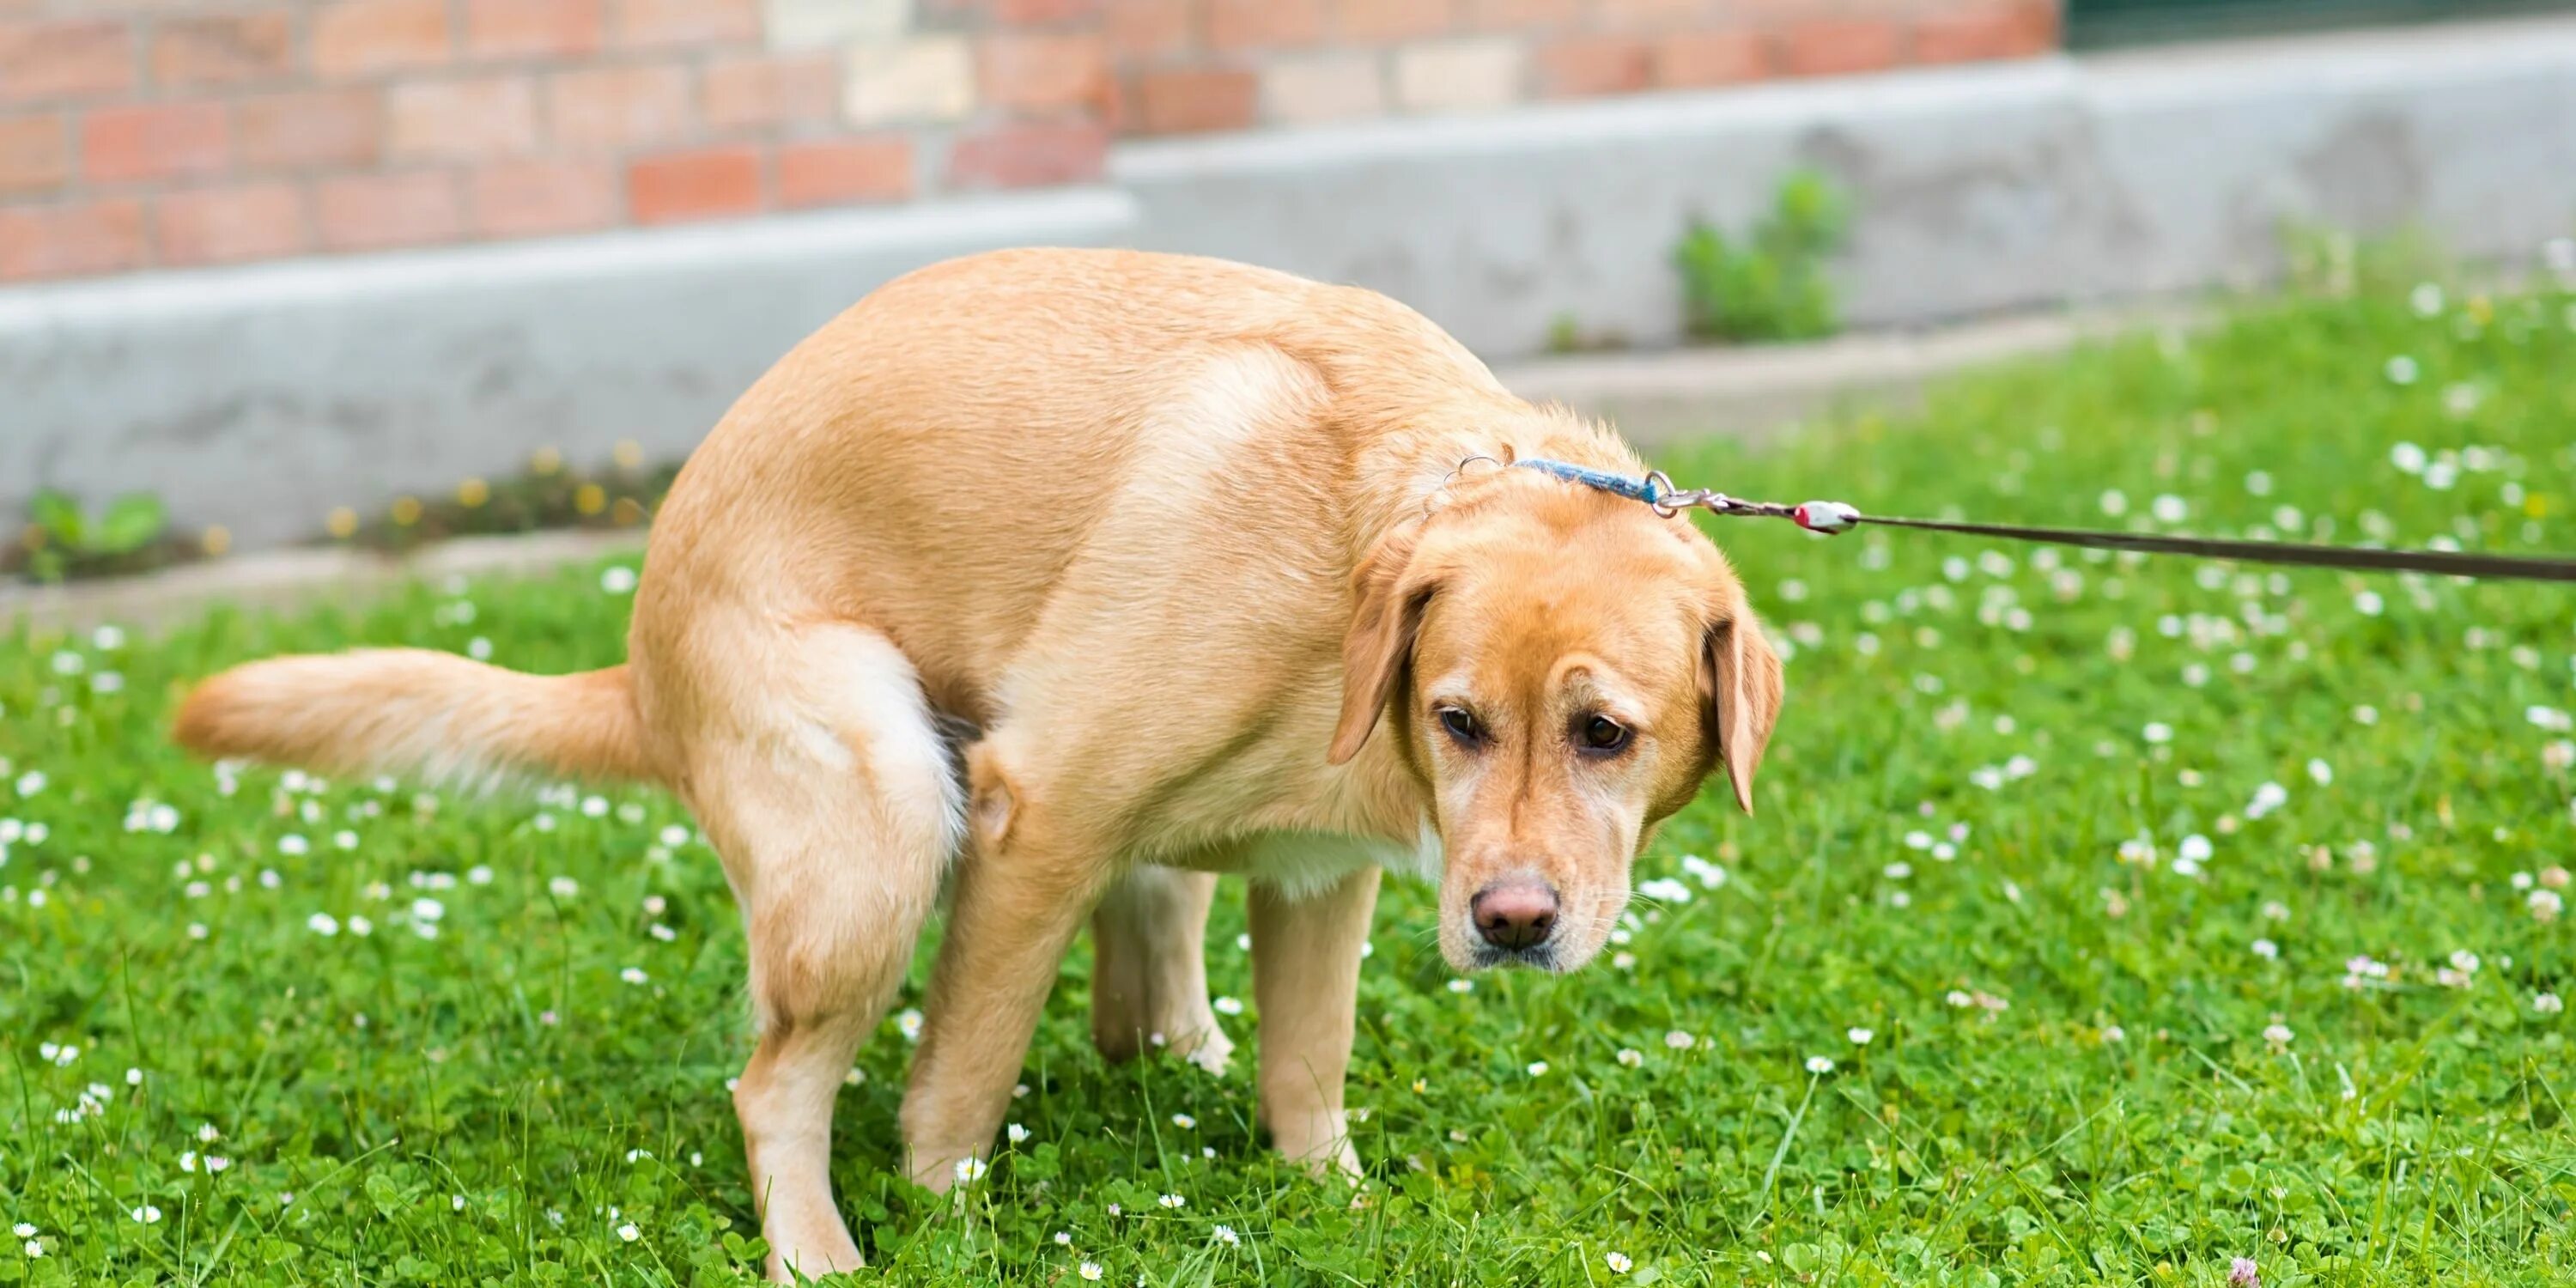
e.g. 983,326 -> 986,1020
5,255 -> 2575,1286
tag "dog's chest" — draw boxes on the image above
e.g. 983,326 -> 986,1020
1213,823 -> 1443,900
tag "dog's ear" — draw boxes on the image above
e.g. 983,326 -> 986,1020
1702,607 -> 1783,815
1329,527 -> 1437,765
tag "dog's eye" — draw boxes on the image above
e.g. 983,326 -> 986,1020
1577,714 -> 1631,756
1437,707 -> 1485,746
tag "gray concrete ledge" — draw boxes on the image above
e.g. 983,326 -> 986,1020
4,305 -> 2158,632
1119,14 -> 2576,355
5,15 -> 2573,557
1,187 -> 1139,552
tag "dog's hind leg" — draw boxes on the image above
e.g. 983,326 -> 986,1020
1090,866 -> 1231,1074
682,624 -> 961,1284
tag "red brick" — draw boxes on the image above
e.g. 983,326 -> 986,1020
155,181 -> 307,265
1912,3 -> 2054,64
0,197 -> 145,280
468,157 -> 617,237
237,88 -> 381,169
150,12 -> 293,88
81,100 -> 228,183
1335,0 -> 1454,42
1655,28 -> 1766,86
612,0 -> 756,50
547,64 -> 692,149
701,52 -> 838,129
1206,0 -> 1319,51
1465,0 -> 1582,28
0,112 -> 65,194
1536,34 -> 1647,97
314,169 -> 459,249
997,0 -> 1103,21
1780,17 -> 1900,76
465,0 -> 605,58
776,136 -> 911,208
388,75 -> 537,160
1107,0 -> 1191,58
1131,66 -> 1254,134
0,20 -> 135,105
1595,0 -> 1706,27
312,0 -> 450,79
947,118 -> 1105,189
626,145 -> 758,223
981,31 -> 1107,114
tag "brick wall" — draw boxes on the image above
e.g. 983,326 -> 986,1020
0,0 -> 2055,283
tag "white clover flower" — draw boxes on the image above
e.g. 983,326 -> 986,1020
548,877 -> 580,898
2385,355 -> 2419,386
1637,877 -> 1692,903
1616,1048 -> 1643,1067
1007,1123 -> 1030,1144
1212,995 -> 1243,1015
1171,1113 -> 1195,1130
307,913 -> 340,936
1526,1060 -> 1549,1077
2306,759 -> 2333,786
2101,1025 -> 2125,1043
1663,1030 -> 1693,1050
131,1206 -> 161,1224
2531,890 -> 2564,922
2262,1024 -> 2293,1048
2142,722 -> 2172,744
411,897 -> 444,922
601,566 -> 639,594
897,1008 -> 925,1041
619,968 -> 647,986
1804,1055 -> 1835,1075
1214,1224 -> 1240,1246
1606,1251 -> 1634,1273
2252,939 -> 2278,960
617,1223 -> 640,1242
1847,1027 -> 1874,1046
2537,993 -> 2564,1016
2353,590 -> 2384,617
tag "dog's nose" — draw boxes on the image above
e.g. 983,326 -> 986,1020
1472,880 -> 1559,951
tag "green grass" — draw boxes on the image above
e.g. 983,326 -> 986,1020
6,265 -> 2576,1287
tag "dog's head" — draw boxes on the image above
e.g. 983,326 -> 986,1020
1329,465 -> 1783,972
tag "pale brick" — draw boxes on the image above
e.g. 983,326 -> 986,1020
844,34 -> 972,125
1393,36 -> 1521,113
1262,52 -> 1382,125
387,75 -> 537,161
0,112 -> 67,193
547,64 -> 694,149
155,181 -> 307,265
762,0 -> 907,51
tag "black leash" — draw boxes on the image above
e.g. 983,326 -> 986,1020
1510,458 -> 2576,584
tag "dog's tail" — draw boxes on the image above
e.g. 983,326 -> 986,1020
173,650 -> 662,790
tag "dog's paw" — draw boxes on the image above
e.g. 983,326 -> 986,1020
1179,1024 -> 1235,1076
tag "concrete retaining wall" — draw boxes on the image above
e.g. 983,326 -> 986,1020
5,16 -> 2573,552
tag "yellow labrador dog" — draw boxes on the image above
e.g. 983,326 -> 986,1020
174,248 -> 1783,1280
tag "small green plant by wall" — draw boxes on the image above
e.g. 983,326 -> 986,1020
1673,171 -> 1850,343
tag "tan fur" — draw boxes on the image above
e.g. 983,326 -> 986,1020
170,248 -> 1783,1280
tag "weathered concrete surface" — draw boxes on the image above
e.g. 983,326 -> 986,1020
3,16 -> 2573,556
0,188 -> 1138,551
2,305 -> 2170,633
1118,15 -> 2576,356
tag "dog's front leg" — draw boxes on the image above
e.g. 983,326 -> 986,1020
1249,866 -> 1380,1178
